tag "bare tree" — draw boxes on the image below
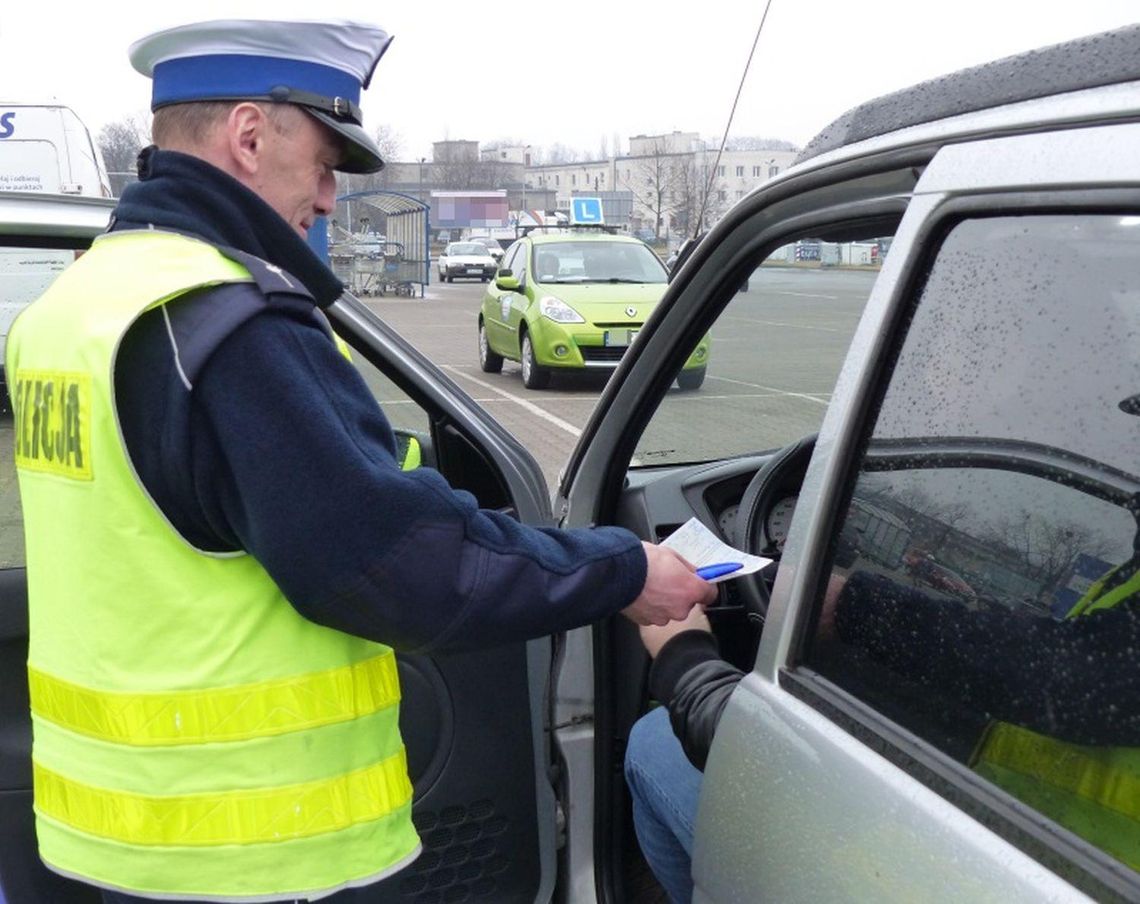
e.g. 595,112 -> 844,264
97,113 -> 151,195
373,124 -> 404,163
622,138 -> 688,242
432,141 -> 488,190
671,159 -> 707,239
336,123 -> 406,196
545,143 -> 582,164
980,513 -> 1115,595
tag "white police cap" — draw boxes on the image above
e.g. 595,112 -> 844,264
129,19 -> 393,174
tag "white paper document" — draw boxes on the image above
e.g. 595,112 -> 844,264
660,517 -> 773,582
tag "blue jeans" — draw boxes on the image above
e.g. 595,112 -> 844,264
624,706 -> 703,904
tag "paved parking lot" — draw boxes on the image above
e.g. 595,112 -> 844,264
367,266 -> 878,489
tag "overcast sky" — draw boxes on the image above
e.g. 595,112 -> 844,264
3,1 -> 1137,162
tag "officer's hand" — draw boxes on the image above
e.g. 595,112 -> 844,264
622,542 -> 717,626
639,604 -> 712,658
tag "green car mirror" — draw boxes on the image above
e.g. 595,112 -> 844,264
495,272 -> 521,292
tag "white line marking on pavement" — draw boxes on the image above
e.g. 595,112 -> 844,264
441,366 -> 583,437
707,375 -> 831,405
770,290 -> 839,299
721,316 -> 844,332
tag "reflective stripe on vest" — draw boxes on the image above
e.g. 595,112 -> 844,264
10,230 -> 419,899
35,748 -> 410,847
974,561 -> 1140,868
29,650 -> 399,745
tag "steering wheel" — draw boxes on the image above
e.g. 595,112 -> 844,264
735,434 -> 817,618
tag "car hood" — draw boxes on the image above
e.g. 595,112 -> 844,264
445,254 -> 495,265
538,282 -> 666,321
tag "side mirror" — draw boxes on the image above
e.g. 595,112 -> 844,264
496,272 -> 521,292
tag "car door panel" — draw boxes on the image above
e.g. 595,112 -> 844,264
557,121 -> 1140,901
591,129 -> 1140,901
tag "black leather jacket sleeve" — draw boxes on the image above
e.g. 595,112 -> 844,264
648,631 -> 745,770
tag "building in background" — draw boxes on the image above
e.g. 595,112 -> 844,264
343,131 -> 800,247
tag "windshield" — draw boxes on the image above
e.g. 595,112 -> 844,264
531,241 -> 667,284
448,243 -> 485,255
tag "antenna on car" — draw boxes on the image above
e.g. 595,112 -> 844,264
693,0 -> 774,239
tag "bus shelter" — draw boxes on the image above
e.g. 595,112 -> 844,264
328,190 -> 430,298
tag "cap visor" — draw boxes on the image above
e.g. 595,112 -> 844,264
307,109 -> 384,174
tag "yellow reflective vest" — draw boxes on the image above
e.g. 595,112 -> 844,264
973,560 -> 1140,869
7,230 -> 420,900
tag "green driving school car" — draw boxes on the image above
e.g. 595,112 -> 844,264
478,229 -> 709,389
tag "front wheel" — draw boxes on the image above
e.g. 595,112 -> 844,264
479,321 -> 504,374
520,332 -> 550,389
676,366 -> 706,390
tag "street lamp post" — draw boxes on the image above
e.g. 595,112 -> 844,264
521,145 -> 530,226
418,157 -> 426,204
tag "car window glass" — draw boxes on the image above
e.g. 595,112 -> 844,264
337,341 -> 431,441
807,214 -> 1140,872
0,244 -> 85,569
634,236 -> 889,467
537,241 -> 666,284
501,241 -> 522,272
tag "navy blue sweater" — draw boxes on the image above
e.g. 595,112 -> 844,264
109,149 -> 646,653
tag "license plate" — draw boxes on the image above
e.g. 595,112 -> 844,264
604,329 -> 638,347
466,268 -> 483,274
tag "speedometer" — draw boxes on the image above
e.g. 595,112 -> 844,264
765,496 -> 798,550
718,504 -> 739,543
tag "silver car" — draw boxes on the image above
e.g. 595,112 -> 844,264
556,22 -> 1140,904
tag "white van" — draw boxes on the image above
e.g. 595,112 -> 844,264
0,103 -> 111,197
0,105 -> 113,400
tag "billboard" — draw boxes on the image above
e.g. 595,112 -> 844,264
432,191 -> 508,229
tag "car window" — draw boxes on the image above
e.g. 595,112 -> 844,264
0,244 -> 86,568
448,243 -> 484,256
500,241 -> 522,272
535,241 -> 666,284
806,214 -> 1140,871
634,236 -> 888,467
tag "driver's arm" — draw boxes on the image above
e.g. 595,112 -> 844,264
641,608 -> 745,771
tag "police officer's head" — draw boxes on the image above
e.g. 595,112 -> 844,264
129,19 -> 392,237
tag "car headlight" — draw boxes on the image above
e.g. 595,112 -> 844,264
539,296 -> 585,323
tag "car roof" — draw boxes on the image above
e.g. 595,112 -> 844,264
528,231 -> 645,246
796,24 -> 1140,165
0,191 -> 115,238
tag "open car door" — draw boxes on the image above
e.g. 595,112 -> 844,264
0,201 -> 559,903
553,32 -> 1140,904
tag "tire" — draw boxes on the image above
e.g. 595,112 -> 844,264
520,331 -> 550,389
676,366 -> 706,390
446,273 -> 453,283
479,321 -> 504,374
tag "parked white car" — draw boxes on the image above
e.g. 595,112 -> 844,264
437,241 -> 498,283
467,235 -> 505,263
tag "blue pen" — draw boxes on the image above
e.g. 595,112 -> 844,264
697,562 -> 743,581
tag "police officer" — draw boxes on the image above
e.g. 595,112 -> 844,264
8,19 -> 714,903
